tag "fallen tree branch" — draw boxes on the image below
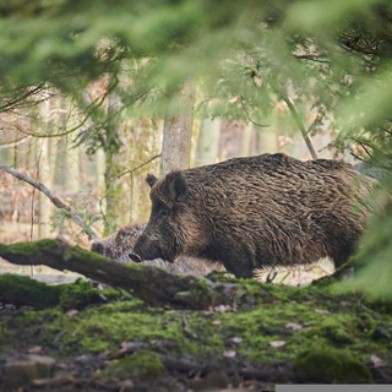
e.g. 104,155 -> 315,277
0,165 -> 99,240
0,239 -> 224,309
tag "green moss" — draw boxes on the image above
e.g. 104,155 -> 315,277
311,316 -> 355,345
50,300 -> 171,354
63,245 -> 109,263
97,351 -> 164,382
0,274 -> 61,308
0,239 -> 63,255
294,348 -> 371,383
186,277 -> 212,308
0,275 -> 391,374
0,274 -> 127,311
58,279 -> 124,310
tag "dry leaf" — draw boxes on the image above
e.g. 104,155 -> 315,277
285,322 -> 303,331
314,308 -> 329,314
214,305 -> 233,313
28,346 -> 43,354
370,355 -> 384,368
223,350 -> 236,358
229,336 -> 243,344
120,341 -> 144,354
269,340 -> 286,348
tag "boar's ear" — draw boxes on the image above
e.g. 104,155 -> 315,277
166,171 -> 189,205
146,173 -> 158,188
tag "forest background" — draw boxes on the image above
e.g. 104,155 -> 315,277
0,0 -> 391,297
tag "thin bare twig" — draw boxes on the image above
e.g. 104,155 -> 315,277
293,54 -> 330,63
95,154 -> 162,225
0,135 -> 32,148
14,91 -> 109,139
281,96 -> 318,160
0,165 -> 99,240
0,84 -> 46,113
116,154 -> 162,180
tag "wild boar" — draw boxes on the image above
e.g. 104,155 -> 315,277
131,153 -> 374,278
91,224 -> 224,276
91,224 -> 147,264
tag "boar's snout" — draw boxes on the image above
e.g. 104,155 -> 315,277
132,237 -> 167,263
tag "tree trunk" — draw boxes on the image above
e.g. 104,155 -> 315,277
195,117 -> 221,166
103,150 -> 121,235
240,122 -> 254,157
37,138 -> 52,238
38,100 -> 52,238
160,84 -> 194,175
257,126 -> 277,154
65,144 -> 80,194
103,92 -> 123,235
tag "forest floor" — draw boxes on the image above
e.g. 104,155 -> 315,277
0,225 -> 391,391
0,268 -> 391,391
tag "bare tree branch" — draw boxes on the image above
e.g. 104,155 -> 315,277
0,165 -> 99,240
116,154 -> 162,180
0,84 -> 47,113
281,96 -> 318,160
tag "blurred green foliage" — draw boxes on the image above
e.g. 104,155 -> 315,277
0,0 -> 391,297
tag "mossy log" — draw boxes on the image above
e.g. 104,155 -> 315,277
0,274 -> 127,310
0,239 -> 229,310
0,274 -> 61,309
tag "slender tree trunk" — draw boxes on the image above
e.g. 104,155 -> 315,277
103,150 -> 120,235
240,122 -> 254,157
37,100 -> 52,238
38,139 -> 51,238
64,102 -> 81,194
96,148 -> 106,212
103,91 -> 123,235
53,99 -> 68,189
195,117 -> 221,166
65,140 -> 80,193
160,84 -> 194,176
257,123 -> 277,154
0,146 -> 11,165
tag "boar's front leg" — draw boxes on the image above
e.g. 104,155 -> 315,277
206,243 -> 254,278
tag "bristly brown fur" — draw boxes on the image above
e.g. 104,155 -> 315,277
133,153 -> 375,278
